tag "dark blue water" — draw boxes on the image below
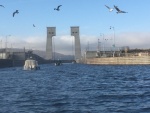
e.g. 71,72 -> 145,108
0,64 -> 150,113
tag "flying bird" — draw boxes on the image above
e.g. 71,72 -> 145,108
33,24 -> 35,27
105,5 -> 113,12
13,10 -> 19,17
54,5 -> 62,11
114,5 -> 128,13
0,5 -> 5,8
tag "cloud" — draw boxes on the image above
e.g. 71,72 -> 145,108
0,35 -> 46,51
116,32 -> 150,49
1,32 -> 150,55
53,35 -> 74,55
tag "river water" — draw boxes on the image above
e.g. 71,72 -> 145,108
0,64 -> 150,113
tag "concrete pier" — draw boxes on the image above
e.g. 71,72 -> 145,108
85,56 -> 150,65
46,27 -> 56,60
71,26 -> 81,61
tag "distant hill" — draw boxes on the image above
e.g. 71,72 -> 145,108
4,48 -> 74,60
33,50 -> 74,60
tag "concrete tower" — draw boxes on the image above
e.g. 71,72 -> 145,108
71,26 -> 81,60
46,27 -> 56,60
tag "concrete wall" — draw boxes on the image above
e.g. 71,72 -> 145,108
71,26 -> 81,60
0,59 -> 13,68
46,27 -> 56,60
85,56 -> 150,65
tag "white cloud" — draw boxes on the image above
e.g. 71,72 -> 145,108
116,32 -> 150,49
0,35 -> 46,51
53,35 -> 74,55
1,32 -> 150,55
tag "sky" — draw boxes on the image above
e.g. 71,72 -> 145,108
0,0 -> 150,55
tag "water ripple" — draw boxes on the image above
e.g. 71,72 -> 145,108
0,64 -> 150,112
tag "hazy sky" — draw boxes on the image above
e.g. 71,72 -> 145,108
0,0 -> 150,55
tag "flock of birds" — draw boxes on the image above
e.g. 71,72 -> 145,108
0,4 -> 62,16
0,4 -> 127,15
0,4 -> 127,27
0,4 -> 62,27
105,5 -> 128,13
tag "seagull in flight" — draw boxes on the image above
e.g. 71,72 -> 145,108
105,5 -> 113,12
13,10 -> 19,17
114,5 -> 128,14
54,5 -> 62,11
0,5 -> 5,8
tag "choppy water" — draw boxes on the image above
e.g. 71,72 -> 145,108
0,64 -> 150,113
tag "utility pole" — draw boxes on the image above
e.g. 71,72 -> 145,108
100,33 -> 105,54
110,26 -> 115,57
97,39 -> 100,52
87,41 -> 89,51
5,35 -> 11,52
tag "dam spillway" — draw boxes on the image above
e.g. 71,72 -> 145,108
46,26 -> 82,61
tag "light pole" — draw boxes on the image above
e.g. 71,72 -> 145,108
110,26 -> 115,47
5,35 -> 11,51
110,26 -> 115,57
86,41 -> 89,51
104,38 -> 108,52
96,38 -> 101,57
100,33 -> 105,54
97,39 -> 100,52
